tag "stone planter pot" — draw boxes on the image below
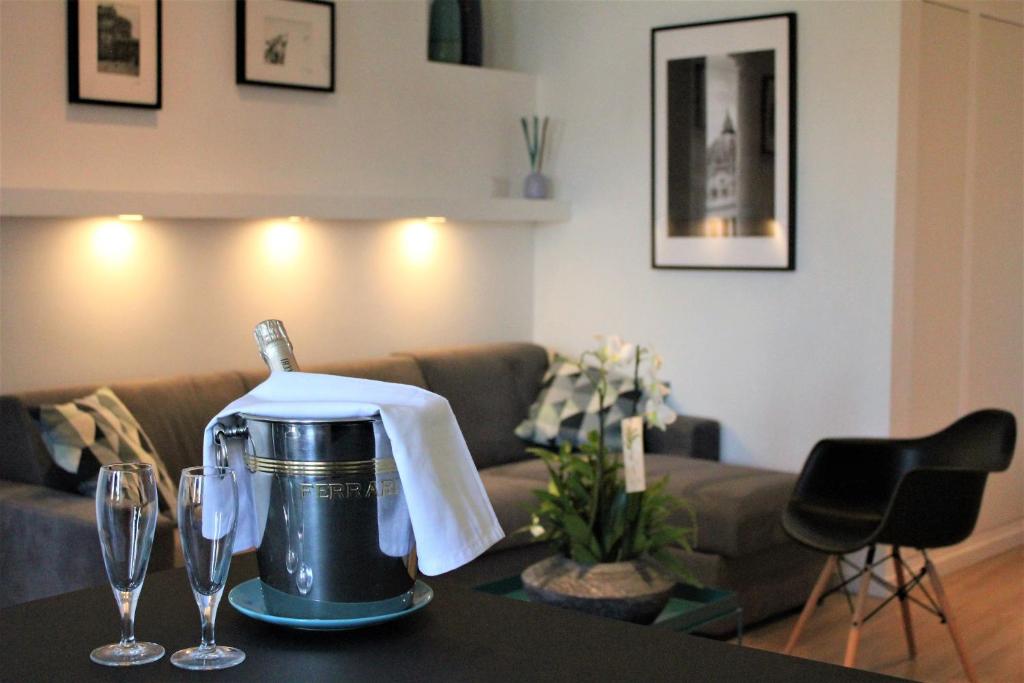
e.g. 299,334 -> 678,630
520,555 -> 674,625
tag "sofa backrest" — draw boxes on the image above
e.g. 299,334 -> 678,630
0,355 -> 430,488
237,356 -> 429,392
1,371 -> 251,486
397,342 -> 549,470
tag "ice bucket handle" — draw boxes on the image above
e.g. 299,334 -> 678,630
213,423 -> 249,469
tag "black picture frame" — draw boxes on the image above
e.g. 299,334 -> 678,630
761,75 -> 775,155
236,0 -> 336,93
650,13 -> 797,271
68,0 -> 162,109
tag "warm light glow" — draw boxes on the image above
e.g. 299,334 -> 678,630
402,221 -> 438,264
265,223 -> 302,263
424,216 -> 447,224
703,217 -> 724,237
92,221 -> 136,262
287,216 -> 306,223
117,214 -> 144,222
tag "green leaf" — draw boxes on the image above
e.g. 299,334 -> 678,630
563,513 -> 593,545
601,488 -> 627,553
569,543 -> 600,564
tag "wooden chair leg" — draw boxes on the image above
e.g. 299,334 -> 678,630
784,554 -> 838,655
892,546 -> 916,659
844,546 -> 876,668
925,555 -> 978,683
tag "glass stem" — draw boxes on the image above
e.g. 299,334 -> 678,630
116,587 -> 140,647
196,590 -> 222,651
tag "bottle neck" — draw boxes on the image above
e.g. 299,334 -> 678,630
261,339 -> 299,372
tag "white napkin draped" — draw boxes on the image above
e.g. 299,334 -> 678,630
202,372 -> 504,576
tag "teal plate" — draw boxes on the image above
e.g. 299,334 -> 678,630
228,578 -> 433,631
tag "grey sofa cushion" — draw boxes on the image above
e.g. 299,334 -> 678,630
0,396 -> 52,486
31,387 -> 178,516
0,480 -> 175,608
398,343 -> 549,469
16,371 -> 250,477
485,454 -> 796,559
477,473 -> 544,553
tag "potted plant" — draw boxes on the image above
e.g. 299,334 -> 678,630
520,337 -> 698,624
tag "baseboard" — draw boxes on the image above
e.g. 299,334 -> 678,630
863,519 -> 1024,597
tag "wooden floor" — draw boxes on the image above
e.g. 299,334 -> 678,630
738,547 -> 1024,682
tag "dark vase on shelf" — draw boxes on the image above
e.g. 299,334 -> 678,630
524,171 -> 550,199
459,0 -> 482,66
428,0 -> 462,64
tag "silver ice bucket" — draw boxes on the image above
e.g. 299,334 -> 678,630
215,415 -> 416,619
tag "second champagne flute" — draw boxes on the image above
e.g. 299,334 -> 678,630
172,466 -> 245,670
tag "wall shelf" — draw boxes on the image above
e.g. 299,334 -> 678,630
0,188 -> 570,224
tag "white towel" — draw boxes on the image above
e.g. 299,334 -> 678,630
202,371 -> 504,576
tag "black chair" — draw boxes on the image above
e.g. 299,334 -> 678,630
781,409 -> 1017,681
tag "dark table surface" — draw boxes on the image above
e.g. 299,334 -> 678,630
1,553 -> 904,682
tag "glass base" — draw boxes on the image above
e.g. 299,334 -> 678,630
171,645 -> 245,671
90,641 -> 164,667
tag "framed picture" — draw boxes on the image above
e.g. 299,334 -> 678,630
68,0 -> 162,108
651,13 -> 796,270
236,0 -> 335,92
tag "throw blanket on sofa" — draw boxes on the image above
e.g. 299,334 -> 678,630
203,371 -> 504,576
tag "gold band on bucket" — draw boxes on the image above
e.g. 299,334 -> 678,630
244,455 -> 398,476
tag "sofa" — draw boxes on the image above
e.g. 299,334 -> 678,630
0,342 -> 823,631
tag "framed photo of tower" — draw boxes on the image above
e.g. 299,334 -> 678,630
67,0 -> 162,108
651,13 -> 796,270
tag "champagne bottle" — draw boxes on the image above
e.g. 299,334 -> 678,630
253,319 -> 300,372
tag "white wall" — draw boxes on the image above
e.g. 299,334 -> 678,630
501,1 -> 903,471
0,216 -> 533,391
0,0 -> 535,197
0,0 -> 538,391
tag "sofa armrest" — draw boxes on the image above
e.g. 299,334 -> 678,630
644,415 -> 720,461
0,480 -> 175,607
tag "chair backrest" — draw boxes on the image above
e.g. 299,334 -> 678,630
881,409 -> 1016,549
913,408 -> 1016,472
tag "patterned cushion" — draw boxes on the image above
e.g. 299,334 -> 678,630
29,387 -> 177,518
515,359 -> 646,451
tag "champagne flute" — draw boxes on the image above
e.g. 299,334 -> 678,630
91,463 -> 164,666
172,466 -> 245,670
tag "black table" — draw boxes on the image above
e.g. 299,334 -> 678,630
0,554 -> 902,682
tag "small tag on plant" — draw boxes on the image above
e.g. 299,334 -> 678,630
621,416 -> 646,493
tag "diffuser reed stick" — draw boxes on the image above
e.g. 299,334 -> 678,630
521,115 -> 550,173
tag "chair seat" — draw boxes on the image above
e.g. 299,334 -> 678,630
782,501 -> 884,555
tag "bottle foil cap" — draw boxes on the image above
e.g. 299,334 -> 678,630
253,319 -> 293,353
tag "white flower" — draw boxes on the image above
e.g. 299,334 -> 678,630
529,524 -> 546,538
644,393 -> 677,430
594,334 -> 635,367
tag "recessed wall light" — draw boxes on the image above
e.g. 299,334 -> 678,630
287,216 -> 306,223
93,221 -> 136,262
117,214 -> 144,222
402,221 -> 438,264
424,216 -> 447,224
265,223 -> 302,262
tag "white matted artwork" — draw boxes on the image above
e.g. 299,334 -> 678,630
651,13 -> 796,270
237,0 -> 335,92
68,0 -> 161,108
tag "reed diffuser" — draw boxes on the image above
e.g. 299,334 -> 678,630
521,115 -> 550,199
